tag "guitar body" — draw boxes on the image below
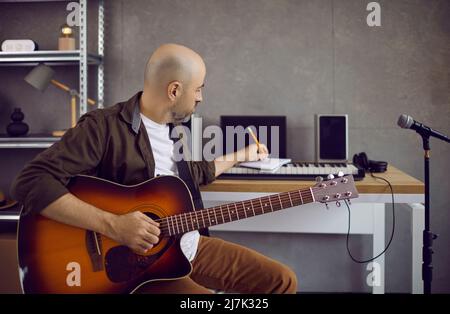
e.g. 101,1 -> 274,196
18,175 -> 194,294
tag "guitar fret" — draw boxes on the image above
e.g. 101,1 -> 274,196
185,212 -> 194,231
212,208 -> 218,225
206,209 -> 212,226
229,204 -> 237,220
184,213 -> 190,232
198,211 -> 203,228
309,187 -> 315,202
174,216 -> 180,234
287,192 -> 293,207
234,203 -> 240,219
196,211 -> 201,229
268,196 -> 274,212
259,198 -> 264,213
201,209 -> 206,228
179,214 -> 183,233
209,209 -> 215,225
298,190 -> 303,204
241,202 -> 248,218
180,215 -> 185,233
172,216 -> 176,235
219,205 -> 225,223
190,212 -> 195,231
180,214 -> 185,233
250,200 -> 256,216
278,194 -> 284,210
165,218 -> 171,236
227,204 -> 232,221
231,203 -> 235,219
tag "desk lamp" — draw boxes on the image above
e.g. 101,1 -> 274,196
24,64 -> 96,137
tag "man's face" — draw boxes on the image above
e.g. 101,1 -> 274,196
171,66 -> 205,124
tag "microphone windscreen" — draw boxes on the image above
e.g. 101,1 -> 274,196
397,114 -> 413,129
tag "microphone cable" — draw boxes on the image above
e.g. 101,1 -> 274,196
345,172 -> 396,263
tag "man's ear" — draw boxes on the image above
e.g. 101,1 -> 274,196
168,81 -> 182,102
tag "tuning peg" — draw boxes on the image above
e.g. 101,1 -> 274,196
337,171 -> 344,177
327,174 -> 335,180
315,176 -> 326,187
336,201 -> 341,207
325,203 -> 329,210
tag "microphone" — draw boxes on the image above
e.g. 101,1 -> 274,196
397,114 -> 450,143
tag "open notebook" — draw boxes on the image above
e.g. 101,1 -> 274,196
238,158 -> 292,172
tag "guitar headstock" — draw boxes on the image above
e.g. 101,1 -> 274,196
312,174 -> 359,203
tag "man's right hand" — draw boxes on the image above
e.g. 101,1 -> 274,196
107,211 -> 160,255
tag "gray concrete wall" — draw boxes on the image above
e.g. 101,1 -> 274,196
0,0 -> 449,293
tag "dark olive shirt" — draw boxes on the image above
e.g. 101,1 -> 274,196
10,92 -> 216,215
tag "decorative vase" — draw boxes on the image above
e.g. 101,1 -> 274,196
6,108 -> 29,136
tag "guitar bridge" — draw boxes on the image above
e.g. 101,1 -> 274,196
85,230 -> 104,272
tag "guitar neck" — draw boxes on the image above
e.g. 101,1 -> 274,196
160,187 -> 315,237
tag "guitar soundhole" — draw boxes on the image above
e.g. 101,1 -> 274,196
104,211 -> 170,283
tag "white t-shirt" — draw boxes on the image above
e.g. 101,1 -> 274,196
140,113 -> 200,262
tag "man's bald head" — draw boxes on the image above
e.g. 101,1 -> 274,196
140,44 -> 206,124
144,43 -> 205,92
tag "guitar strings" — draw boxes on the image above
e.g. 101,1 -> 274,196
159,190 -> 314,225
154,181 -> 351,235
157,199 -> 313,236
155,191 -> 315,235
156,188 -> 330,234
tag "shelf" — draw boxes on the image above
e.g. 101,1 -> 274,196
0,206 -> 21,224
0,134 -> 60,148
0,211 -> 20,222
0,1 -> 71,3
0,50 -> 103,66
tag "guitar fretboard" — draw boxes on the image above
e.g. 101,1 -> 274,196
159,188 -> 315,237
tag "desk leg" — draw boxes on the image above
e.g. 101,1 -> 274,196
408,203 -> 425,294
372,203 -> 385,294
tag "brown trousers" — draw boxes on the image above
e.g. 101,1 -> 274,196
135,236 -> 298,294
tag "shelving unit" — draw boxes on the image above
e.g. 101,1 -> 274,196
0,0 -> 105,112
0,0 -> 105,148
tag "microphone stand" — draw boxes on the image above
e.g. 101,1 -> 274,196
420,133 -> 436,294
399,115 -> 449,293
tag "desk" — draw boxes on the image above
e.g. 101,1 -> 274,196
200,165 -> 424,294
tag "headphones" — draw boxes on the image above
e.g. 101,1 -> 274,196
352,152 -> 388,173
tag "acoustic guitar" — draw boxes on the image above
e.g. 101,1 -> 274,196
17,174 -> 358,293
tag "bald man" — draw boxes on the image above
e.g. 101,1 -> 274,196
11,44 -> 297,294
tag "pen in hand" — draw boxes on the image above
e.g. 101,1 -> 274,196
246,127 -> 261,151
246,127 -> 269,161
